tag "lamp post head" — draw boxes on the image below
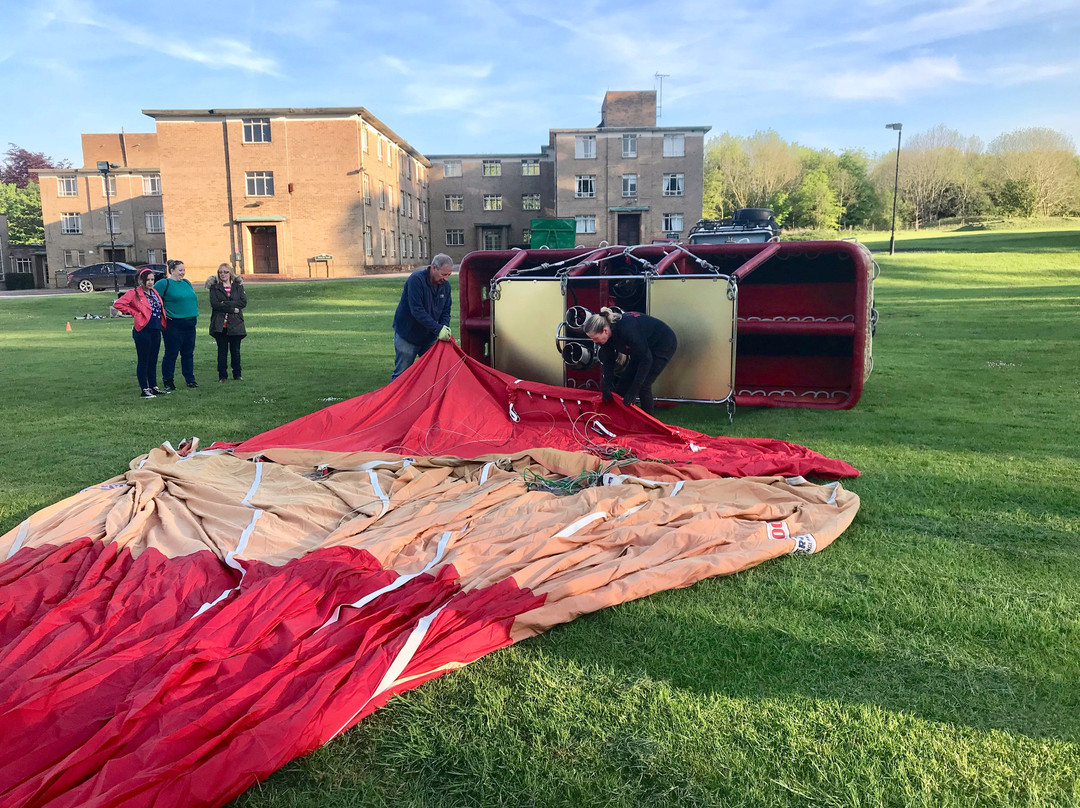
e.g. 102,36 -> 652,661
885,123 -> 903,131
96,161 -> 120,174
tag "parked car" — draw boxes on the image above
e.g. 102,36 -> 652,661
65,262 -> 164,293
135,263 -> 169,278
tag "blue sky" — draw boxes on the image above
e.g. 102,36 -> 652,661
2,0 -> 1079,166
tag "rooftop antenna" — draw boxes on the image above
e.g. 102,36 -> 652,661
655,72 -> 669,123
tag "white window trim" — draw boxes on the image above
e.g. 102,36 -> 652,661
622,134 -> 637,158
575,135 -> 596,160
57,176 -> 79,197
622,174 -> 637,198
663,173 -> 684,197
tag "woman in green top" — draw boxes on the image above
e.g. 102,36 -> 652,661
154,259 -> 200,390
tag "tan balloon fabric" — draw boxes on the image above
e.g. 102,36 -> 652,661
1,445 -> 858,639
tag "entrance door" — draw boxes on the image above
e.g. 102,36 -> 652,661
482,228 -> 502,250
251,226 -> 279,274
617,213 -> 641,245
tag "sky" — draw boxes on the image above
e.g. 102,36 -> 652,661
2,0 -> 1079,167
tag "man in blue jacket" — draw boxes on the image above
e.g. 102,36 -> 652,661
391,253 -> 454,380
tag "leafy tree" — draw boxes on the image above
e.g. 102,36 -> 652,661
989,178 -> 1038,216
836,150 -> 883,228
986,128 -> 1078,215
788,168 -> 843,229
0,144 -> 71,188
0,182 -> 44,243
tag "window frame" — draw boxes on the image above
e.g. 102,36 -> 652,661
622,174 -> 637,198
445,229 -> 465,247
482,194 -> 503,211
662,212 -> 684,232
144,211 -> 165,234
106,210 -> 121,235
575,215 -> 596,234
242,117 -> 271,143
60,212 -> 82,235
521,159 -> 540,176
575,175 -> 596,199
444,194 -> 464,212
663,133 -> 686,157
482,159 -> 502,177
102,175 -> 117,198
622,134 -> 637,158
521,193 -> 541,211
444,161 -> 462,178
57,176 -> 79,197
63,249 -> 84,267
663,173 -> 685,197
142,173 -> 161,196
245,171 -> 275,197
575,135 -> 596,159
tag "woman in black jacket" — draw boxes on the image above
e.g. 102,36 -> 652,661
583,307 -> 677,415
207,263 -> 247,381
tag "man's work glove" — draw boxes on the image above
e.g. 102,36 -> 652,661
438,326 -> 452,342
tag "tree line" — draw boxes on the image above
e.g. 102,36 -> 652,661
0,144 -> 71,243
703,126 -> 1080,230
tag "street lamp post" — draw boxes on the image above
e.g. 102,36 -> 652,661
885,123 -> 902,256
97,161 -> 120,294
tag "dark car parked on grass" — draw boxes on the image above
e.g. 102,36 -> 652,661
66,262 -> 165,293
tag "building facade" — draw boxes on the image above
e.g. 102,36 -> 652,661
428,92 -> 708,261
36,133 -> 167,287
143,108 -> 430,280
425,152 -> 555,257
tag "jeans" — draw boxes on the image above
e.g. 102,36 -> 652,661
132,327 -> 161,390
161,316 -> 197,384
391,331 -> 433,380
213,333 -> 244,379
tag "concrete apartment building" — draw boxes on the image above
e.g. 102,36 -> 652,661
425,152 -> 556,257
36,133 -> 167,286
143,108 -> 430,280
428,91 -> 709,262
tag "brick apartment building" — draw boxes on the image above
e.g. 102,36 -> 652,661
428,91 -> 709,261
141,108 -> 431,281
36,92 -> 705,282
36,133 -> 167,286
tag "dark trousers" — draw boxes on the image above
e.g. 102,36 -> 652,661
616,353 -> 674,415
161,317 -> 197,384
213,333 -> 244,379
132,327 -> 161,390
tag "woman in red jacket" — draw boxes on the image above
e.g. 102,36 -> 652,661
113,268 -> 169,398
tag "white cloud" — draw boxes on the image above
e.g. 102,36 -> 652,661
818,56 -> 967,100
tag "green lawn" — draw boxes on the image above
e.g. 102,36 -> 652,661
2,226 -> 1080,807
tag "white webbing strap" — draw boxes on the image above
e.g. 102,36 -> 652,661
5,519 -> 29,560
317,531 -> 454,632
368,469 -> 390,518
554,511 -> 608,538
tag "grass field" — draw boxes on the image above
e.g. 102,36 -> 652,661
2,226 -> 1080,807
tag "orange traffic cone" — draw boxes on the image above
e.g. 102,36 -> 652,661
66,322 -> 72,331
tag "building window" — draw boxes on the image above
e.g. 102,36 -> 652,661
143,173 -> 161,196
379,181 -> 386,209
377,139 -> 382,160
12,258 -> 32,273
405,158 -> 411,180
415,197 -> 420,219
407,234 -> 414,259
400,189 -> 406,214
521,159 -> 540,176
63,249 -> 84,267
395,231 -> 402,258
60,212 -> 82,235
575,175 -> 596,198
575,215 -> 596,234
361,125 -> 368,153
483,194 -> 503,211
522,228 -> 531,244
663,133 -> 685,157
245,171 -> 274,196
57,176 -> 79,197
575,135 -> 596,159
363,174 -> 370,204
663,213 -> 684,232
483,230 -> 502,250
145,211 -> 164,234
419,236 -> 427,259
387,185 -> 395,212
364,226 -> 373,256
106,211 -> 121,235
146,249 -> 158,264
386,146 -> 392,168
663,173 -> 684,196
242,117 -> 271,143
622,174 -> 637,198
522,193 -> 541,211
446,229 -> 465,246
420,199 -> 427,222
102,175 -> 116,197
622,134 -> 637,158
380,229 -> 387,257
445,194 -> 463,212
482,160 -> 502,177
444,161 -> 462,177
